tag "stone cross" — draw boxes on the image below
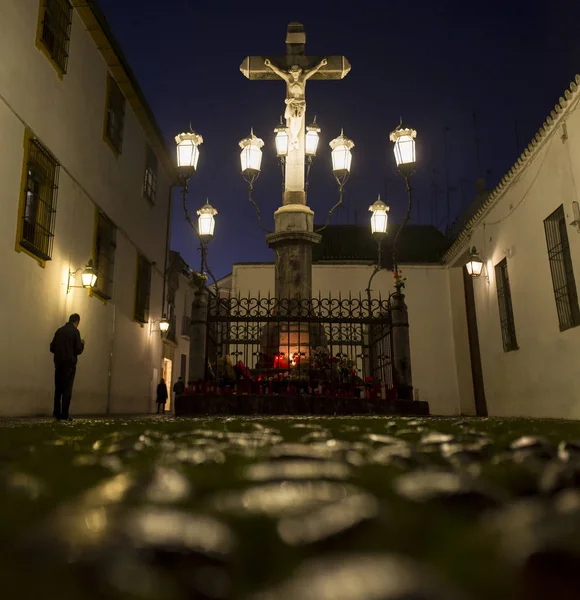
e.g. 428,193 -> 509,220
241,22 -> 351,207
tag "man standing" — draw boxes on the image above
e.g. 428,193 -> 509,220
173,376 -> 185,406
50,313 -> 85,421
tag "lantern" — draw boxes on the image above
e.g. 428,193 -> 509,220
81,259 -> 97,288
175,129 -> 203,176
274,119 -> 289,158
330,129 -> 354,178
465,247 -> 484,277
389,123 -> 417,173
369,195 -> 390,235
239,129 -> 264,180
305,117 -> 321,157
197,200 -> 217,238
159,316 -> 170,333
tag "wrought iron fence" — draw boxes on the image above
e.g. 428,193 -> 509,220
205,294 -> 393,394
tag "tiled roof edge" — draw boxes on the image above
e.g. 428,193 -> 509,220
442,74 -> 580,264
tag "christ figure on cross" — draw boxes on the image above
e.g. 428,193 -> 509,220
264,57 -> 328,149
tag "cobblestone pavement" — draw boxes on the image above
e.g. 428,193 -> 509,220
1,415 -> 580,599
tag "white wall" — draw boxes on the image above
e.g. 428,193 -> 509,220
448,90 -> 580,419
231,262 -> 461,415
0,2 -> 172,416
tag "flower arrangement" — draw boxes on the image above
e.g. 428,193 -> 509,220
189,270 -> 208,289
393,269 -> 407,290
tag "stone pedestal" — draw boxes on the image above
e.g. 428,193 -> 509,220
266,204 -> 321,301
189,288 -> 209,381
390,290 -> 413,400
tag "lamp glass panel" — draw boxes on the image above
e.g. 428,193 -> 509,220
371,210 -> 388,234
331,145 -> 352,172
177,140 -> 199,170
198,213 -> 215,237
241,145 -> 262,172
466,259 -> 483,276
81,271 -> 97,288
393,135 -> 416,166
159,320 -> 170,332
305,130 -> 319,156
275,131 -> 289,157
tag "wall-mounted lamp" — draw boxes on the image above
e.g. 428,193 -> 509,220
465,247 -> 489,282
150,315 -> 170,335
67,259 -> 97,294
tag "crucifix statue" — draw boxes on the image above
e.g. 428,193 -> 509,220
241,22 -> 350,208
263,57 -> 328,149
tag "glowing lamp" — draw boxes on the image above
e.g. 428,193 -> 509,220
389,123 -> 417,174
81,259 -> 97,288
305,117 -> 321,157
239,129 -> 264,179
175,129 -> 203,176
369,195 -> 390,235
466,247 -> 484,277
159,316 -> 170,333
330,129 -> 354,178
196,200 -> 217,238
274,119 -> 289,158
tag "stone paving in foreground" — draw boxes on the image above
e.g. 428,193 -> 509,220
1,415 -> 580,599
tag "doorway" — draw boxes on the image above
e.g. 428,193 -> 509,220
463,267 -> 488,416
162,358 -> 173,411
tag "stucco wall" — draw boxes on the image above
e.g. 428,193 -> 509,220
448,94 -> 580,419
0,2 -> 172,416
231,262 -> 461,415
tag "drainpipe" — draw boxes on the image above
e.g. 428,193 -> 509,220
161,184 -> 175,315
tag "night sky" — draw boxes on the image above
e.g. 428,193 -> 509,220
97,0 -> 580,279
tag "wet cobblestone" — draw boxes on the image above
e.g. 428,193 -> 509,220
1,415 -> 580,599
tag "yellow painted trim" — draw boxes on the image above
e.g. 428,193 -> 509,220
35,0 -> 65,80
14,129 -> 47,268
102,74 -> 121,158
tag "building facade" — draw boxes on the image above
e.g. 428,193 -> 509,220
0,1 -> 176,416
444,75 -> 580,420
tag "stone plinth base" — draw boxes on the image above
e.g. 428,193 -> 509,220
174,394 -> 430,417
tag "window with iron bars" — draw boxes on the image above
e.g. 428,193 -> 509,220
134,254 -> 152,323
494,258 -> 518,351
92,212 -> 117,300
143,144 -> 158,204
104,76 -> 126,154
19,138 -> 59,261
544,205 -> 580,331
38,0 -> 72,75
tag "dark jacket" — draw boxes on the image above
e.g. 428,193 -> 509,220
50,323 -> 84,367
173,380 -> 185,395
156,382 -> 168,403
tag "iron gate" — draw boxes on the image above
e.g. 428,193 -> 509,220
205,294 -> 393,391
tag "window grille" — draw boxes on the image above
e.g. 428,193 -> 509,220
134,254 -> 152,323
39,0 -> 72,74
105,76 -> 126,153
93,213 -> 117,300
20,138 -> 59,261
544,204 -> 580,331
143,144 -> 158,204
494,258 -> 518,351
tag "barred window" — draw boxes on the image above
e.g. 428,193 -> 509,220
495,259 -> 518,352
104,76 -> 125,154
38,0 -> 72,74
134,254 -> 152,323
93,213 -> 117,300
544,205 -> 580,331
19,138 -> 59,261
143,145 -> 158,204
